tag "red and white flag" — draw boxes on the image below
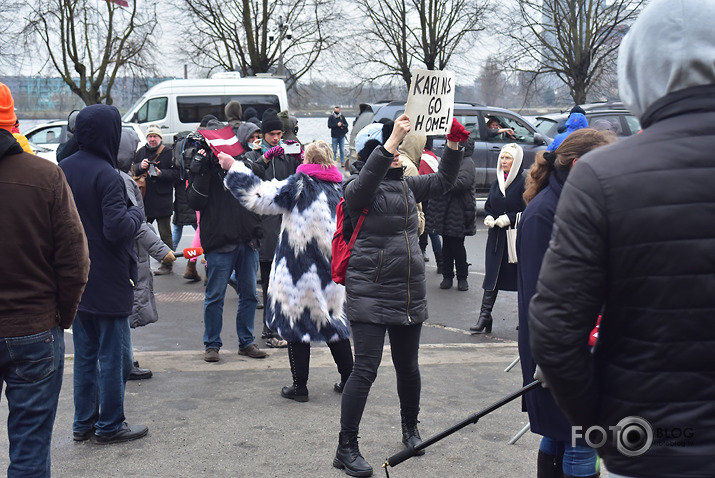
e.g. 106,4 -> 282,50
198,126 -> 245,158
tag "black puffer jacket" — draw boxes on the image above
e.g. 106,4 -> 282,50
530,87 -> 715,477
426,155 -> 476,237
344,145 -> 462,325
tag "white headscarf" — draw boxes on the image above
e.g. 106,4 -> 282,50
496,143 -> 523,197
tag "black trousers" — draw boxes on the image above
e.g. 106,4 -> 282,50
340,322 -> 422,434
442,235 -> 468,280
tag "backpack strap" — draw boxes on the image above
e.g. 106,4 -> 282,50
347,208 -> 368,250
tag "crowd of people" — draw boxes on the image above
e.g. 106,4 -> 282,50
0,2 -> 713,476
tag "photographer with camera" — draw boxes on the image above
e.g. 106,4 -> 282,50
132,124 -> 178,275
186,119 -> 268,362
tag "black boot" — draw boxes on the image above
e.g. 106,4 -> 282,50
281,342 -> 309,402
537,450 -> 563,478
439,276 -> 453,289
333,432 -> 373,477
329,338 -> 354,394
401,414 -> 426,456
470,289 -> 497,334
128,361 -> 152,380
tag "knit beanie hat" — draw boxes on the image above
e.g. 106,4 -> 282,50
225,100 -> 243,124
145,124 -> 163,139
261,109 -> 283,134
0,82 -> 17,131
277,110 -> 291,132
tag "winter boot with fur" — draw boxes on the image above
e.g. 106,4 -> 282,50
333,432 -> 373,477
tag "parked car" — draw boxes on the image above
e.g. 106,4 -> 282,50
349,100 -> 549,198
534,102 -> 642,138
23,120 -> 147,162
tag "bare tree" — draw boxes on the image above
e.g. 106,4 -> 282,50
23,0 -> 158,105
176,0 -> 341,90
0,0 -> 24,72
349,0 -> 491,89
503,0 -> 646,105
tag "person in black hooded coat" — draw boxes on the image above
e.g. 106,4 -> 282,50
470,142 -> 525,334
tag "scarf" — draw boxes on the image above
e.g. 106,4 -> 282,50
260,138 -> 284,154
296,163 -> 343,183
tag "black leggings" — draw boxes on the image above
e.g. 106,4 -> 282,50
340,322 -> 422,434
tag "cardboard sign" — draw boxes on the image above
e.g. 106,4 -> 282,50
404,69 -> 455,135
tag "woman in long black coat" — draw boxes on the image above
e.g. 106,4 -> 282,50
471,143 -> 525,334
516,129 -> 614,478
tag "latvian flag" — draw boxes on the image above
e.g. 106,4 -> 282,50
198,126 -> 245,158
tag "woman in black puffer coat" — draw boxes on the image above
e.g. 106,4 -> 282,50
334,115 -> 465,477
426,152 -> 476,292
471,143 -> 526,334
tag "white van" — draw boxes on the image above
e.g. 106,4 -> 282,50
122,73 -> 289,143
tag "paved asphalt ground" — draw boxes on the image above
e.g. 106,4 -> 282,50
0,224 -> 615,477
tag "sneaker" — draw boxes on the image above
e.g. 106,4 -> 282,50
266,337 -> 288,348
238,344 -> 268,358
204,348 -> 219,362
95,423 -> 148,445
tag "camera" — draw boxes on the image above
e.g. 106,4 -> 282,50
147,160 -> 159,177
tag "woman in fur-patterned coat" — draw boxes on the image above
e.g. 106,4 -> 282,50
218,141 -> 353,403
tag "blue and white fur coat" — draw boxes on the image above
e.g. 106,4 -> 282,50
224,161 -> 350,343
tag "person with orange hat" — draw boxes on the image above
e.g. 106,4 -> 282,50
0,82 -> 90,474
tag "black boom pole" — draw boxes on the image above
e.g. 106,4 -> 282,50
383,380 -> 541,470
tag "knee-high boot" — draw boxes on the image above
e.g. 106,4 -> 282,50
537,450 -> 563,478
329,338 -> 354,393
281,342 -> 310,402
470,289 -> 498,334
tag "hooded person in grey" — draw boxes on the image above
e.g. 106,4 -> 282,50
117,129 -> 175,380
529,1 -> 715,477
225,100 -> 243,138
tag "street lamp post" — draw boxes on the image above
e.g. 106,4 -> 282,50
272,15 -> 291,79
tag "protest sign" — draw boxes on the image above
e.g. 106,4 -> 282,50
404,69 -> 455,135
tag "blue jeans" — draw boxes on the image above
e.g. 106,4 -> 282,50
204,243 -> 259,350
332,136 -> 345,163
0,326 -> 64,478
173,223 -> 197,251
73,312 -> 133,437
540,436 -> 598,477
